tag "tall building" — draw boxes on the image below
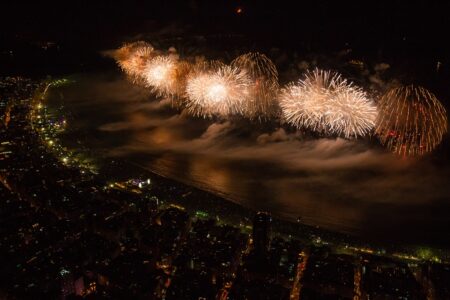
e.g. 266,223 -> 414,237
59,268 -> 75,299
136,195 -> 158,221
252,211 -> 272,255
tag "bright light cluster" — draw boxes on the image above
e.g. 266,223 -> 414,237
116,42 -> 155,81
114,41 -> 448,155
279,69 -> 378,138
185,66 -> 251,117
143,56 -> 178,96
375,85 -> 448,155
231,52 -> 279,120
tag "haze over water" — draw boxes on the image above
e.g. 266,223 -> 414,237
48,72 -> 450,248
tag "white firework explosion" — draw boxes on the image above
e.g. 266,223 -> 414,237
143,56 -> 185,97
279,68 -> 378,138
231,52 -> 280,120
116,42 -> 154,79
185,65 -> 252,118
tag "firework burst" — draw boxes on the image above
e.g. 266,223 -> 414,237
231,52 -> 280,120
143,56 -> 191,100
192,59 -> 225,73
375,85 -> 448,155
185,65 -> 252,118
279,68 -> 378,138
116,42 -> 155,81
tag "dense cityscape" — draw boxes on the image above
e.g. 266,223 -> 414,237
1,76 -> 449,299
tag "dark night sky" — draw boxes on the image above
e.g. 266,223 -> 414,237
2,1 -> 450,51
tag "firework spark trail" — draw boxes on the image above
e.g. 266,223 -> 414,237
143,55 -> 192,103
279,69 -> 378,138
191,59 -> 225,74
231,52 -> 280,120
116,42 -> 155,82
375,85 -> 448,155
185,65 -> 252,118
